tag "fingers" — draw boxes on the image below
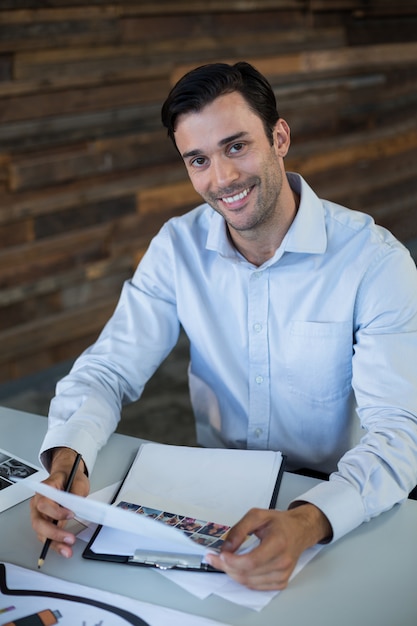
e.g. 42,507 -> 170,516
205,508 -> 300,590
30,492 -> 77,558
206,550 -> 293,590
207,536 -> 294,590
30,465 -> 89,560
222,507 -> 274,550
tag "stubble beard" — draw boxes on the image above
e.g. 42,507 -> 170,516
206,169 -> 283,234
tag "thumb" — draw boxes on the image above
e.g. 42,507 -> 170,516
222,508 -> 269,552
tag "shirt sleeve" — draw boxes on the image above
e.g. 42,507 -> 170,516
290,242 -> 417,541
40,225 -> 180,474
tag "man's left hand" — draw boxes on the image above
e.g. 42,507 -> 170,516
205,504 -> 331,590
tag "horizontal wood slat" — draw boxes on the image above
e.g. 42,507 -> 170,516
0,76 -> 170,123
0,298 -> 119,361
8,130 -> 178,192
0,2 -> 308,18
0,162 -> 186,224
171,41 -> 417,84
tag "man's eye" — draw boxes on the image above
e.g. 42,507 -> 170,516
191,156 -> 207,167
229,142 -> 245,154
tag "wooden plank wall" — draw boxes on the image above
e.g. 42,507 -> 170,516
0,0 -> 416,383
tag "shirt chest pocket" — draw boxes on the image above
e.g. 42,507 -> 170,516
286,321 -> 353,403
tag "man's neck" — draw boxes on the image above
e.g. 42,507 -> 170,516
230,233 -> 282,267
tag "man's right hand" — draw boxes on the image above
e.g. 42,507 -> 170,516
30,447 -> 90,559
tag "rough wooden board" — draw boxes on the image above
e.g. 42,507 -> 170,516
0,297 -> 119,362
0,163 -> 186,224
8,130 -> 177,192
171,40 -> 417,83
138,180 -> 200,215
0,77 -> 169,123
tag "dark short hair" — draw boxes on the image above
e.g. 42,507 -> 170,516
161,61 -> 279,146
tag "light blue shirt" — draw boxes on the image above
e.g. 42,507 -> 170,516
41,173 -> 417,542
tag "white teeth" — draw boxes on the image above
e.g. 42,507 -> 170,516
222,188 -> 249,204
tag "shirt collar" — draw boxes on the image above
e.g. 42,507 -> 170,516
206,211 -> 241,260
284,172 -> 327,254
206,172 -> 327,260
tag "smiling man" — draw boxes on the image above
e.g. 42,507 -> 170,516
174,91 -> 295,267
31,62 -> 417,591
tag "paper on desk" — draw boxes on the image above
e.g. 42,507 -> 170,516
72,484 -> 324,611
160,544 -> 324,611
0,447 -> 48,513
22,479 -> 209,555
1,561 -> 228,626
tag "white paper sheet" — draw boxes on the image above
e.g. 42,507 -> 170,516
75,482 -> 121,542
119,444 -> 283,526
0,561 -> 227,626
22,479 -> 206,554
160,544 -> 323,611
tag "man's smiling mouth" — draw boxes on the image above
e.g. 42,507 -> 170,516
221,186 -> 253,205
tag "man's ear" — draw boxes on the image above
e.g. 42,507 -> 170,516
274,118 -> 291,157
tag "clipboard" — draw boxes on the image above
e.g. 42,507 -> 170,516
83,444 -> 286,572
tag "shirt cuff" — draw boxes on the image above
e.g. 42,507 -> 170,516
39,425 -> 99,477
289,477 -> 366,542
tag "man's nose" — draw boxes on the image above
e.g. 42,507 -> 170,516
211,156 -> 239,189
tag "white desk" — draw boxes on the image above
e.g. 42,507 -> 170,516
1,406 -> 416,626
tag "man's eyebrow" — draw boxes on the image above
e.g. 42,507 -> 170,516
181,148 -> 203,159
181,131 -> 248,160
218,131 -> 248,147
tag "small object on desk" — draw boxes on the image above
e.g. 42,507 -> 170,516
3,608 -> 62,626
37,453 -> 83,569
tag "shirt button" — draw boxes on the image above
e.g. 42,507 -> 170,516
254,428 -> 263,438
252,271 -> 263,280
253,323 -> 262,333
255,375 -> 264,384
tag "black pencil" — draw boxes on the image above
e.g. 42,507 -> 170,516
37,452 -> 83,569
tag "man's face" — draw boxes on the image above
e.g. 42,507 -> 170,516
174,91 -> 287,236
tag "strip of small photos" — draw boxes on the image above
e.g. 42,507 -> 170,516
117,500 -> 230,550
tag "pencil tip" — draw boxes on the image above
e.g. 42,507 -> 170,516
37,559 -> 44,569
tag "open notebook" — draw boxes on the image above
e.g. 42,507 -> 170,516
83,443 -> 285,572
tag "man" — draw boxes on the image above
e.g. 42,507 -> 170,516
31,62 -> 417,591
